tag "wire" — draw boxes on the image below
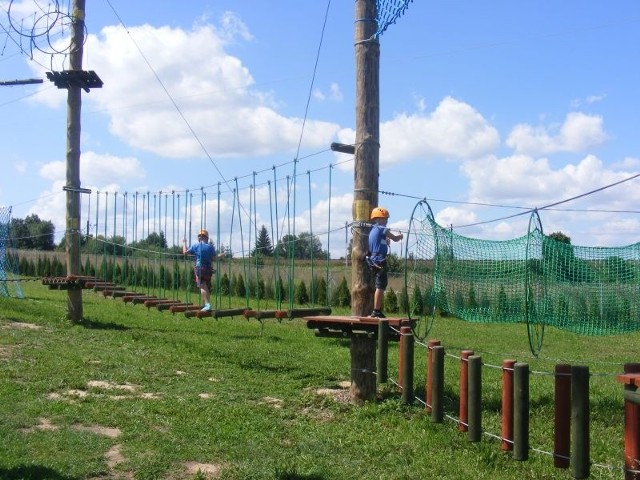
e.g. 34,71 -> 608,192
103,0 -> 234,196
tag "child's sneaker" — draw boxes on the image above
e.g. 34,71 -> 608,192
370,310 -> 386,318
201,303 -> 211,312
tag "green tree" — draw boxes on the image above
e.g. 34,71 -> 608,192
275,232 -> 325,260
385,287 -> 398,313
251,225 -> 274,257
331,276 -> 350,307
10,214 -> 55,250
295,280 -> 309,305
235,274 -> 246,298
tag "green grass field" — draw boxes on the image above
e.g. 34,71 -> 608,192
0,281 -> 637,479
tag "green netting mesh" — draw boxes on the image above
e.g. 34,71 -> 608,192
0,206 -> 23,298
405,200 -> 640,354
376,0 -> 414,38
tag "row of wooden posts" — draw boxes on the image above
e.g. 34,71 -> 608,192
373,320 -> 640,480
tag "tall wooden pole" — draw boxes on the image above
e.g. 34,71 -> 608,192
352,0 -> 379,317
65,0 -> 86,322
348,0 -> 380,403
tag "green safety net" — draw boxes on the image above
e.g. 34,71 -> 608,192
405,200 -> 640,354
0,206 -> 23,298
375,0 -> 414,38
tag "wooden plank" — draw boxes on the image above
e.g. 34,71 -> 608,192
169,304 -> 200,314
304,315 -> 410,326
305,315 -> 412,341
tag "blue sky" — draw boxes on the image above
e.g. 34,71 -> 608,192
1,0 -> 639,258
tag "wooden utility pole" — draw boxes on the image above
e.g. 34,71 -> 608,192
65,0 -> 86,322
349,0 -> 380,402
352,0 -> 379,317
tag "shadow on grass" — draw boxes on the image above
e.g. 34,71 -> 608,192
78,317 -> 129,331
0,465 -> 76,480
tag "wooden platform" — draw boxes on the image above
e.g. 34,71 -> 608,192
304,315 -> 413,340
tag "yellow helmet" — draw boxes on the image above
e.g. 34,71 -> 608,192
370,207 -> 390,220
198,229 -> 209,238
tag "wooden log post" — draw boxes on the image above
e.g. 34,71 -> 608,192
468,355 -> 482,442
377,318 -> 389,384
554,364 -> 572,469
501,359 -> 516,450
513,362 -> 530,461
350,334 -> 377,403
398,325 -> 412,387
400,328 -> 415,405
425,339 -> 441,413
571,365 -> 590,480
459,350 -> 474,432
430,345 -> 445,422
348,0 -> 379,406
618,363 -> 640,480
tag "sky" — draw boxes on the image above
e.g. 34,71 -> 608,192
1,0 -> 639,259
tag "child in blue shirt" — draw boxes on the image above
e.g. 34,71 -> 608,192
182,229 -> 220,311
367,207 -> 403,318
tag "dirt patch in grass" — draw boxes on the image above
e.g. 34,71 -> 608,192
260,396 -> 284,408
2,321 -> 42,330
73,424 -> 122,438
48,380 -> 161,401
184,461 -> 223,478
20,417 -> 59,433
313,380 -> 351,404
0,345 -> 17,359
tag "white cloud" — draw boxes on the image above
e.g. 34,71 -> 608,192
313,83 -> 342,102
506,112 -> 607,155
38,151 -> 145,187
435,206 -> 478,230
334,96 -> 499,171
380,97 -> 500,164
30,22 -> 339,160
461,153 -> 640,211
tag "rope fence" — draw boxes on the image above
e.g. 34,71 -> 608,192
377,323 -> 640,479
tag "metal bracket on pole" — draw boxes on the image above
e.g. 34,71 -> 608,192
63,186 -> 92,194
46,70 -> 103,93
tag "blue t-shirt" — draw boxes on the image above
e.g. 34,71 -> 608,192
187,241 -> 216,267
368,224 -> 389,262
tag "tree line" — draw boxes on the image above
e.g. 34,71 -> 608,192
8,216 -> 331,261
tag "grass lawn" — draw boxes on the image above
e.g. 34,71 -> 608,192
0,281 -> 637,479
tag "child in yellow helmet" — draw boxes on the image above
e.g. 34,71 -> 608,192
368,207 -> 403,318
182,229 -> 221,311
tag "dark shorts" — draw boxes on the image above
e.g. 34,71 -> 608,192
194,265 -> 213,289
374,268 -> 388,290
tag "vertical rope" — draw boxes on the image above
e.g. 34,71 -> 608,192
173,191 -> 178,301
326,164 -> 333,306
122,192 -> 127,287
95,191 -> 100,281
133,192 -> 138,290
307,170 -> 315,305
182,190 -> 193,303
268,179 -> 280,310
228,188 -> 237,309
215,183 -> 221,310
286,176 -> 293,309
235,178 -> 249,307
146,192 -> 151,296
112,192 -> 117,283
272,166 -> 282,309
252,172 -> 259,309
291,161 -> 297,309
